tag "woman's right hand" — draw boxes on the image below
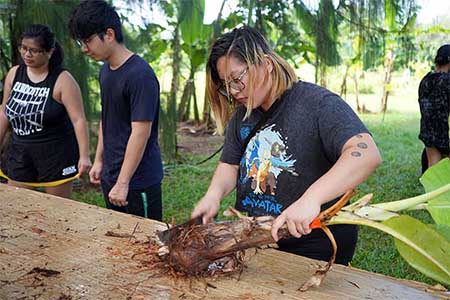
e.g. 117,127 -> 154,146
78,156 -> 92,176
191,194 -> 221,224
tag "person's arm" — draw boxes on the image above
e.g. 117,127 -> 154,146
108,121 -> 152,206
191,162 -> 239,224
55,71 -> 91,175
89,121 -> 103,184
271,133 -> 382,240
0,66 -> 18,146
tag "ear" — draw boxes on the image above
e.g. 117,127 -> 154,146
48,48 -> 55,59
264,55 -> 273,73
104,28 -> 116,43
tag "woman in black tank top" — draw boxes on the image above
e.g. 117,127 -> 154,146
0,24 -> 91,198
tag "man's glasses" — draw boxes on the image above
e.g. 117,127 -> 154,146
217,67 -> 249,101
18,45 -> 45,56
75,33 -> 102,48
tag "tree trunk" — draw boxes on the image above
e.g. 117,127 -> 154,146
178,78 -> 191,122
314,56 -> 319,84
339,64 -> 350,99
353,72 -> 361,113
319,63 -> 327,87
192,80 -> 200,123
161,23 -> 181,162
380,49 -> 395,114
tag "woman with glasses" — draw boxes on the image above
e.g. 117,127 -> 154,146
191,26 -> 382,265
0,24 -> 91,198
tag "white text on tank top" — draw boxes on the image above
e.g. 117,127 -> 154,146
6,81 -> 50,136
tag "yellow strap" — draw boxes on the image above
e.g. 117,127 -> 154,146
0,169 -> 80,187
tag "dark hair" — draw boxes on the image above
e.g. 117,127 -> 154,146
68,0 -> 123,43
206,26 -> 296,134
435,44 -> 450,66
21,24 -> 64,71
207,26 -> 273,85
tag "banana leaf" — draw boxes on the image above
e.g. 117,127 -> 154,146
383,215 -> 450,286
420,159 -> 450,226
433,224 -> 450,241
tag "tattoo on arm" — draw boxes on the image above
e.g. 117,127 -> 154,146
357,142 -> 368,149
351,151 -> 362,157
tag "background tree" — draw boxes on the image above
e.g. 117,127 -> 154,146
177,0 -> 211,123
294,0 -> 341,87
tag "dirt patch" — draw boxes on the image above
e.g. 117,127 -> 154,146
176,122 -> 224,156
177,133 -> 224,156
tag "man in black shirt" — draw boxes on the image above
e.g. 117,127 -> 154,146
68,0 -> 163,220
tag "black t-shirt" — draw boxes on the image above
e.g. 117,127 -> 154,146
418,71 -> 450,152
221,81 -> 369,216
99,54 -> 163,189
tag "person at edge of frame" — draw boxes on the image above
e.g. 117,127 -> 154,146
418,44 -> 450,174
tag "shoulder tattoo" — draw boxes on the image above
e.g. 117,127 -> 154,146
351,151 -> 362,157
357,142 -> 368,149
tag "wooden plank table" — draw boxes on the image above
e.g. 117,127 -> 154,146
0,184 -> 448,300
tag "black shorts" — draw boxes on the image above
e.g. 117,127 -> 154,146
3,134 -> 79,184
101,180 -> 162,221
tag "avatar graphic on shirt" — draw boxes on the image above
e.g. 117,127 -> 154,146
240,124 -> 297,196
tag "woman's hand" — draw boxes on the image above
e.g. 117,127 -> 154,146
191,195 -> 221,224
191,162 -> 239,224
271,197 -> 321,241
78,156 -> 92,176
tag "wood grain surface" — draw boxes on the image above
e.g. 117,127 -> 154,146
0,184 -> 448,300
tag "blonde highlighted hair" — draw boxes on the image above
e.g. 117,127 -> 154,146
206,26 -> 297,134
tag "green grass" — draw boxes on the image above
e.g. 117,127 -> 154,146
349,112 -> 436,285
72,111 -> 440,285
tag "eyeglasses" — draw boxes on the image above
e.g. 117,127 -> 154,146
217,67 -> 249,101
75,33 -> 102,48
18,45 -> 45,56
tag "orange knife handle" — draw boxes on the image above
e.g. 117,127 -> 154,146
309,217 -> 321,229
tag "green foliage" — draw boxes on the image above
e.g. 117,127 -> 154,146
159,92 -> 178,163
350,113 -> 441,284
73,189 -> 106,208
179,0 -> 204,45
383,215 -> 450,285
294,0 -> 341,83
420,159 -> 450,226
434,224 -> 450,240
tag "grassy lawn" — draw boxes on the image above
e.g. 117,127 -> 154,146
350,112 -> 435,284
73,95 -> 439,285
